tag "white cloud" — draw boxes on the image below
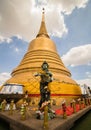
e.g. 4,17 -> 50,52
76,78 -> 91,87
0,35 -> 4,43
62,44 -> 91,66
16,35 -> 22,40
14,47 -> 20,53
6,38 -> 12,43
0,35 -> 12,44
50,0 -> 89,15
0,0 -> 89,41
0,72 -> 11,86
86,72 -> 91,78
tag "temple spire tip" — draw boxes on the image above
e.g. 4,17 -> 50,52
42,8 -> 45,22
42,8 -> 45,13
36,8 -> 49,38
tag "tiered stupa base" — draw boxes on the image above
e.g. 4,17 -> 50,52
6,73 -> 81,105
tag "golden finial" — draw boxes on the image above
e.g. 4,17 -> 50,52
42,8 -> 45,22
42,8 -> 45,13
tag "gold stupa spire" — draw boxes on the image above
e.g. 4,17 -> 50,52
36,8 -> 49,38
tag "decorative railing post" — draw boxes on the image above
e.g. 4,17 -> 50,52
43,105 -> 49,129
20,102 -> 26,121
1,99 -> 7,111
62,100 -> 67,119
72,99 -> 76,113
9,100 -> 14,115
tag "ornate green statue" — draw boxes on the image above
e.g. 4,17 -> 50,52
34,61 -> 53,108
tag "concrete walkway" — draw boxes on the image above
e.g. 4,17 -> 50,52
0,106 -> 91,130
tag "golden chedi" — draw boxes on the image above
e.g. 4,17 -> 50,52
2,9 -> 82,105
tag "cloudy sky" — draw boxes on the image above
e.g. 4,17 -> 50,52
0,0 -> 91,87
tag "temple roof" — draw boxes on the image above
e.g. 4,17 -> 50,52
36,8 -> 50,38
